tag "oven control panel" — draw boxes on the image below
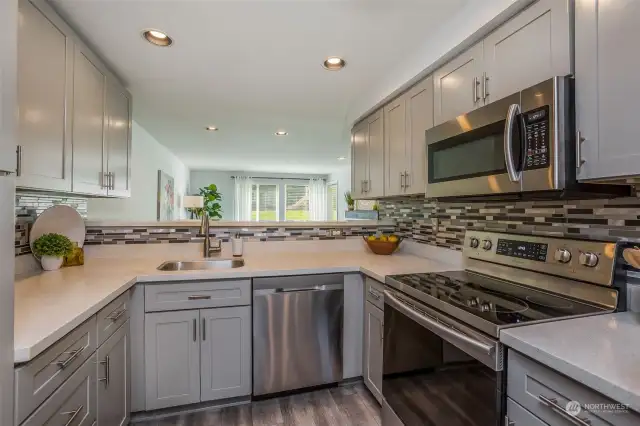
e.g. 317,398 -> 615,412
463,231 -> 616,286
523,106 -> 550,170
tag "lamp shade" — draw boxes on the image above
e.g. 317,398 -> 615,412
183,195 -> 204,209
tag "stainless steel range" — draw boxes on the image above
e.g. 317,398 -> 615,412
381,230 -> 625,426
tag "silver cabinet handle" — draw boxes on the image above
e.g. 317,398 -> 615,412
504,103 -> 522,183
576,130 -> 586,168
106,308 -> 126,321
482,72 -> 489,100
405,171 -> 410,189
400,172 -> 405,189
368,289 -> 381,300
98,355 -> 110,387
110,172 -> 115,190
366,180 -> 370,193
202,318 -> 206,341
504,415 -> 515,426
16,145 -> 23,177
472,77 -> 481,103
538,395 -> 592,426
188,295 -> 212,300
379,321 -> 384,344
61,405 -> 84,426
53,347 -> 84,369
193,318 -> 197,342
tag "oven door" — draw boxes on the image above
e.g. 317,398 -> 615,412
426,92 -> 523,198
382,289 -> 505,426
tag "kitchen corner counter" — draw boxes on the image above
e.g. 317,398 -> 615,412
15,247 -> 459,363
501,312 -> 640,412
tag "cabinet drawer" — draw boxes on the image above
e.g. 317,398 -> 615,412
96,290 -> 130,346
15,317 -> 97,425
365,277 -> 384,310
21,353 -> 97,426
145,279 -> 251,312
508,350 -> 640,426
507,397 -> 549,426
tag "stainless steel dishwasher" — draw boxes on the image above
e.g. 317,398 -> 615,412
253,274 -> 344,396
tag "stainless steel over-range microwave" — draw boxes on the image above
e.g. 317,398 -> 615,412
426,77 -> 591,198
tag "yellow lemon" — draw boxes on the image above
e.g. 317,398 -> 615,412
380,235 -> 388,242
389,236 -> 398,243
367,235 -> 376,242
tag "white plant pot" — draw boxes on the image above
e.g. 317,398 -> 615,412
41,256 -> 63,271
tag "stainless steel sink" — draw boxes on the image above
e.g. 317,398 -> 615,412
157,259 -> 245,271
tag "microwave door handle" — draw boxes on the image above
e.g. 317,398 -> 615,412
504,103 -> 522,182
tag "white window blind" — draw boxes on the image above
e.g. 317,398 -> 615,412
251,184 -> 278,221
285,184 -> 310,221
328,183 -> 338,220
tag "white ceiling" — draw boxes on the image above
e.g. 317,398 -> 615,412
51,0 -> 469,174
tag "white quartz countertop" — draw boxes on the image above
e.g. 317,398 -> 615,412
501,312 -> 640,412
15,243 -> 458,363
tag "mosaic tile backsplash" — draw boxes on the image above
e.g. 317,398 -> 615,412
379,195 -> 640,251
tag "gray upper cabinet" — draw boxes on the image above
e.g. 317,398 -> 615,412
575,0 -> 640,182
484,0 -> 571,104
351,109 -> 384,199
72,49 -> 107,196
434,42 -> 484,126
0,0 -> 17,173
144,310 -> 201,411
105,82 -> 132,197
384,96 -> 407,197
363,301 -> 383,404
384,76 -> 434,197
351,120 -> 368,199
200,306 -> 252,402
97,322 -> 130,426
16,0 -> 72,191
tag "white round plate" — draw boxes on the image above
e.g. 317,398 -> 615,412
29,205 -> 86,254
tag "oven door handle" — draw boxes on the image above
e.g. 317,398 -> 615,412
504,103 -> 522,183
384,290 -> 495,357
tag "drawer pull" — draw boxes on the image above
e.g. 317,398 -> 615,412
60,405 -> 84,426
106,308 -> 126,321
188,295 -> 212,300
538,394 -> 592,426
53,347 -> 84,369
98,355 -> 110,387
368,289 -> 381,300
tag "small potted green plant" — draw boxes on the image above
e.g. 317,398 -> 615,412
344,191 -> 355,211
33,233 -> 74,271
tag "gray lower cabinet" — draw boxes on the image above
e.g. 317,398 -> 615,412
21,354 -> 97,426
363,300 -> 383,404
144,310 -> 201,410
96,321 -> 130,426
144,305 -> 252,411
200,307 -> 251,401
506,397 -> 549,426
575,0 -> 640,182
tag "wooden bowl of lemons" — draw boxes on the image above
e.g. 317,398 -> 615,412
363,234 -> 402,255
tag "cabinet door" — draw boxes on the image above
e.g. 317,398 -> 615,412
72,49 -> 106,195
406,76 -> 434,195
433,42 -> 483,125
97,321 -> 130,426
144,310 -> 200,410
507,398 -> 549,426
576,0 -> 640,181
351,121 -> 369,199
0,0 -> 17,173
363,301 -> 383,404
200,306 -> 251,401
484,0 -> 571,104
384,96 -> 407,197
105,82 -> 131,197
366,110 -> 385,198
16,0 -> 72,191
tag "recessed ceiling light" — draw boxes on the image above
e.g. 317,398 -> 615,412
337,156 -> 346,161
205,126 -> 218,131
275,131 -> 288,136
142,29 -> 173,47
323,57 -> 346,71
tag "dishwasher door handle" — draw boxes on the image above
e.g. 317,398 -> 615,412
254,283 -> 344,296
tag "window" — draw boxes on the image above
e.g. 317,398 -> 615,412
251,184 -> 278,221
328,183 -> 338,220
285,184 -> 310,221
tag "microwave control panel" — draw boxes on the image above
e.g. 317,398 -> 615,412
523,105 -> 550,170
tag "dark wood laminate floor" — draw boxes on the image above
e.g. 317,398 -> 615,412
138,384 -> 381,426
